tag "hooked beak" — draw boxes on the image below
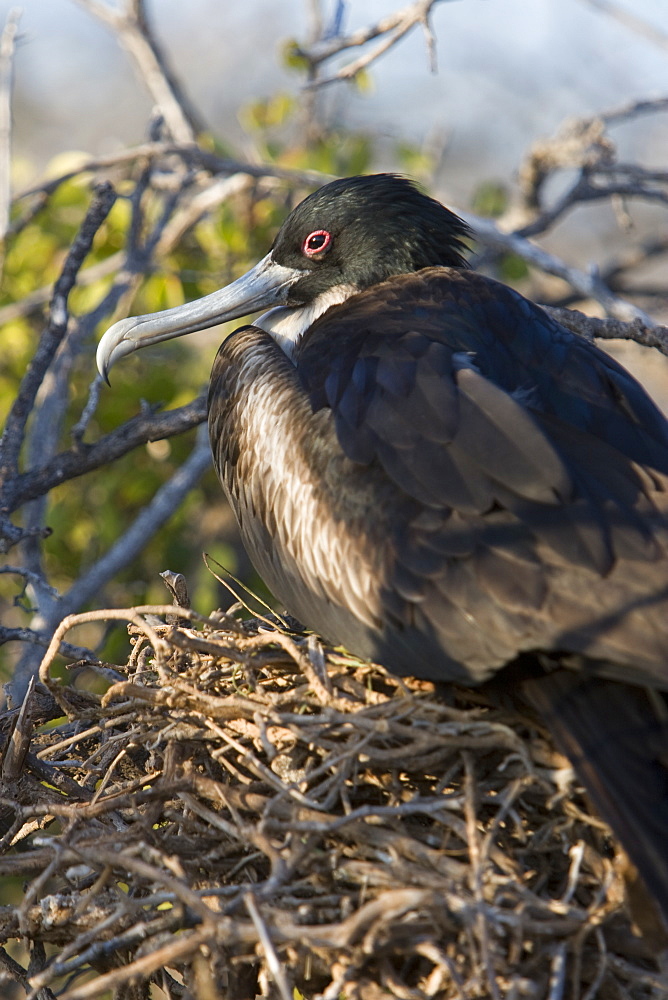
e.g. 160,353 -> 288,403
96,253 -> 302,381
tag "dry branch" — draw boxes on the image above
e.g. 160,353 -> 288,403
296,0 -> 445,86
467,214 -> 658,325
74,0 -> 202,142
0,8 -> 21,240
0,184 -> 116,489
1,608 -> 666,999
4,395 -> 206,515
541,306 -> 668,355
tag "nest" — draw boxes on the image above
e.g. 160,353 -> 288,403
1,602 -> 667,1000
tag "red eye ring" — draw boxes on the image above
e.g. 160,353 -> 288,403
302,229 -> 332,257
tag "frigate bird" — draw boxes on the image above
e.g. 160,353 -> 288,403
98,174 -> 668,921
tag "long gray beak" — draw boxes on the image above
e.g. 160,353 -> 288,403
96,253 -> 302,381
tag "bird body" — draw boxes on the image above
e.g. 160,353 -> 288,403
210,273 -> 668,688
98,174 -> 668,922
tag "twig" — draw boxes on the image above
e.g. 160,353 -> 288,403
0,613 -> 662,995
56,926 -> 215,1000
156,172 -> 252,254
25,905 -> 136,997
601,95 -> 668,127
36,605 -> 183,690
0,565 -> 58,596
0,947 -> 51,998
14,144 -> 330,208
4,429 -> 211,702
70,376 -> 105,445
463,752 -> 501,1000
302,0 -> 446,86
0,252 -> 123,327
547,942 -> 568,1000
0,624 -> 95,662
514,97 -> 668,239
600,232 -> 668,290
33,602 -> 244,690
517,170 -> 668,240
298,0 -> 443,66
245,893 -> 293,1000
0,625 -> 99,663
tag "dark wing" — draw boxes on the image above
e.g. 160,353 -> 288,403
297,267 -> 668,683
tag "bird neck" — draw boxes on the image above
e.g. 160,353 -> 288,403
257,283 -> 358,361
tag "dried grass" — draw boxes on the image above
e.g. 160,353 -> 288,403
0,604 -> 667,1000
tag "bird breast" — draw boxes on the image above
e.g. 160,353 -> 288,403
208,325 -> 395,640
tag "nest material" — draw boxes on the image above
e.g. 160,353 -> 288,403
1,604 -> 667,1000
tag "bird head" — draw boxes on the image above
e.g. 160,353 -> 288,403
97,174 -> 470,379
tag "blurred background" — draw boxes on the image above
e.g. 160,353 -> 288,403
11,1 -> 668,220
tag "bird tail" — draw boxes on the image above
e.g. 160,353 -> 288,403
520,668 -> 668,931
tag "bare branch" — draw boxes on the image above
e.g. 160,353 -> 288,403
156,173 -> 252,255
71,376 -> 105,446
245,893 -> 293,1000
601,96 -> 668,126
5,425 -> 211,702
541,305 -> 668,356
74,0 -> 202,142
0,8 -> 21,240
11,186 -> 120,669
297,0 -> 445,66
0,252 -> 123,327
517,169 -> 668,240
0,625 -> 97,663
514,97 -> 668,241
0,183 -> 116,486
0,564 -> 58,596
14,142 -> 331,208
600,232 -> 668,291
300,0 -> 447,87
465,212 -> 655,324
5,395 -> 207,514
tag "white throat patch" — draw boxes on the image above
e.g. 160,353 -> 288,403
257,283 -> 358,361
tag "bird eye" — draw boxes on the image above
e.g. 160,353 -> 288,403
302,229 -> 332,257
